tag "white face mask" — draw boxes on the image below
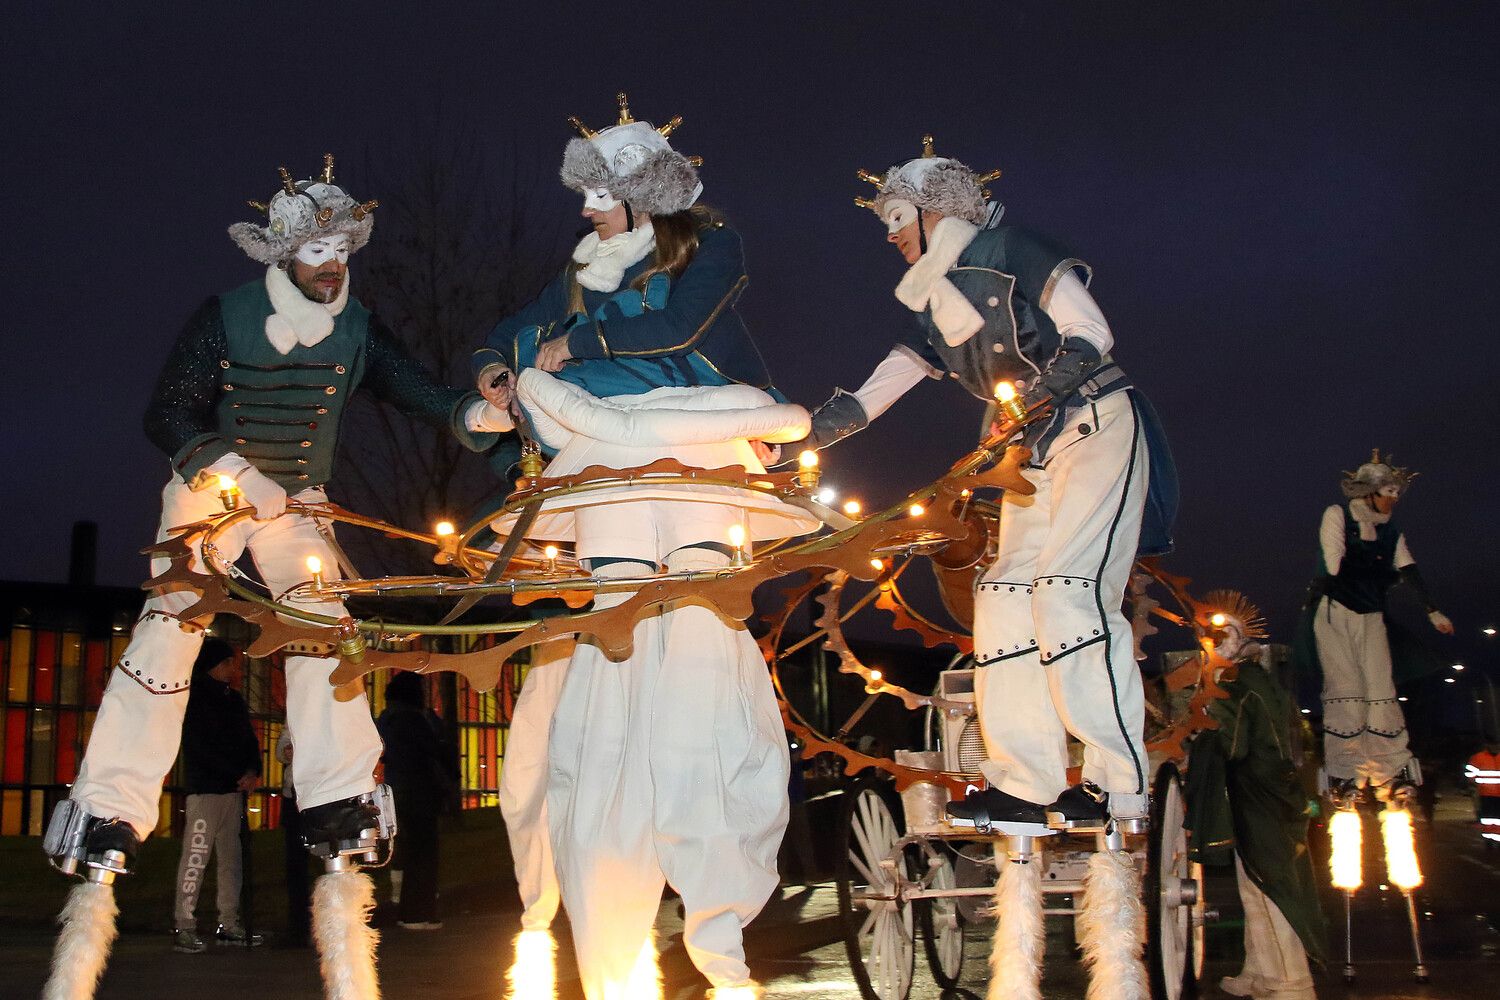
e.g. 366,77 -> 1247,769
583,187 -> 620,212
294,234 -> 351,267
1378,484 -> 1401,499
882,198 -> 918,235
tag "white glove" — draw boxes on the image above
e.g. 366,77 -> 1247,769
234,465 -> 288,520
1429,610 -> 1454,635
465,397 -> 515,433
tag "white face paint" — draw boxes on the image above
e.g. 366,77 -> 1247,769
1378,484 -> 1402,499
583,187 -> 620,213
882,198 -> 918,235
294,234 -> 351,267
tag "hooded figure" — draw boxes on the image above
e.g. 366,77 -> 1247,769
472,96 -> 807,1000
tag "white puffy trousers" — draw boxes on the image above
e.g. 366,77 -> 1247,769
499,638 -> 574,931
1227,856 -> 1315,999
548,499 -> 790,999
971,392 -> 1150,811
1313,597 -> 1411,785
69,478 -> 382,839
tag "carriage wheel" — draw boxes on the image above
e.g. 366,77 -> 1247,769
836,777 -> 916,1000
917,844 -> 965,988
1146,762 -> 1200,1000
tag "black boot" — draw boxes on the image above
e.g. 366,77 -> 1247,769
945,787 -> 1051,835
300,791 -> 392,865
83,818 -> 140,876
1045,782 -> 1111,829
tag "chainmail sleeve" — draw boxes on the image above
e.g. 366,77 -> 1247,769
361,317 -> 497,453
143,296 -> 233,480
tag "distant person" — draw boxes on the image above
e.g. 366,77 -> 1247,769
275,725 -> 311,946
377,673 -> 457,929
171,639 -> 263,953
1302,451 -> 1453,804
1467,738 -> 1500,848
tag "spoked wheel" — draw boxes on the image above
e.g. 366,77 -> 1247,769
1145,762 -> 1201,1000
836,776 -> 916,1000
916,843 -> 965,988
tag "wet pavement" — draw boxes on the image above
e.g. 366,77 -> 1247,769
5,800 -> 1498,999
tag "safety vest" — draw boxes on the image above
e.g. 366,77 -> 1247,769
1466,751 -> 1500,797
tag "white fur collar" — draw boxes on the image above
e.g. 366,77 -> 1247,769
264,264 -> 349,355
1349,497 -> 1391,542
572,223 -> 656,292
894,216 -> 983,346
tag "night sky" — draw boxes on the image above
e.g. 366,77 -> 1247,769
2,4 -> 1497,677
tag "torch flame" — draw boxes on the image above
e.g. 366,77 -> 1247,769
1380,807 -> 1423,890
993,381 -> 1017,402
506,928 -> 558,1000
1329,808 -> 1363,890
218,475 -> 237,491
434,521 -> 455,537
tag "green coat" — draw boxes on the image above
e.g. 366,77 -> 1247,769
1187,661 -> 1329,965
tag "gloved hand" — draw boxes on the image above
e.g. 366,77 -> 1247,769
775,389 -> 869,464
476,363 -> 515,410
1305,574 -> 1332,609
1022,339 -> 1102,410
236,466 -> 288,521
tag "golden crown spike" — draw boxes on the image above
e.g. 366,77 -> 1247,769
856,169 -> 885,187
977,169 -> 1003,184
616,91 -> 634,125
567,115 -> 597,139
350,199 -> 379,222
685,155 -> 703,167
277,166 -> 297,197
921,134 -> 936,158
246,200 -> 268,215
657,115 -> 682,137
854,196 -> 876,209
321,153 -> 335,185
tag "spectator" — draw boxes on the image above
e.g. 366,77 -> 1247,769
1467,738 -> 1500,848
376,673 -> 457,929
171,639 -> 264,953
275,725 -> 311,946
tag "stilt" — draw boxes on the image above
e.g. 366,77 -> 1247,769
1078,826 -> 1149,1000
312,867 -> 381,1000
41,880 -> 119,1000
987,834 -> 1044,1000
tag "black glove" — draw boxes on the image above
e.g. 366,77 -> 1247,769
1305,574 -> 1332,609
807,389 -> 870,450
1022,339 -> 1103,409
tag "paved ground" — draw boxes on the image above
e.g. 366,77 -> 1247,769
5,800 -> 1499,998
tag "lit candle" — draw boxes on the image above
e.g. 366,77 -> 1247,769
1210,613 -> 1227,628
993,380 -> 1027,423
217,474 -> 240,512
869,557 -> 884,572
434,520 -> 455,538
544,544 -> 559,575
306,555 -> 324,591
727,523 -> 747,565
908,502 -> 925,517
842,499 -> 862,516
796,449 -> 820,490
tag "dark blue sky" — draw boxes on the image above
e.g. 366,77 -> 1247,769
2,3 -> 1496,673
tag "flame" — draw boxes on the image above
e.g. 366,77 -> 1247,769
505,928 -> 557,1000
1329,808 -> 1363,890
544,544 -> 560,561
305,556 -> 322,575
217,475 -> 237,491
1380,807 -> 1422,890
601,934 -> 662,1000
908,503 -> 925,517
843,500 -> 862,516
993,381 -> 1017,402
798,449 -> 819,469
1210,612 -> 1227,628
434,521 -> 455,537
709,987 -> 761,1000
727,523 -> 747,549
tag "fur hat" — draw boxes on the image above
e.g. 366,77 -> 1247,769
559,93 -> 703,216
855,134 -> 1000,227
1341,448 -> 1416,499
228,154 -> 377,265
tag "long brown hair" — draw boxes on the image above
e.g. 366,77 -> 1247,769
632,205 -> 720,290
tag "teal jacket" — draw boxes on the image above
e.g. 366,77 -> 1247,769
472,220 -> 783,400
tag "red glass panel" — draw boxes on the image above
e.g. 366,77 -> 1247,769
33,631 -> 57,702
85,641 -> 107,705
56,712 -> 79,782
3,708 -> 25,783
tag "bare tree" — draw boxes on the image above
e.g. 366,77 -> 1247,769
330,128 -> 573,577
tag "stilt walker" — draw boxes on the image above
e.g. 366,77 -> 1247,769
472,94 -> 812,1000
41,155 -> 500,1000
801,135 -> 1177,1000
1296,450 -> 1448,985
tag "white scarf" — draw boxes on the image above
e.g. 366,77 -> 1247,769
264,264 -> 349,355
572,223 -> 657,292
894,216 -> 984,346
1349,497 -> 1391,541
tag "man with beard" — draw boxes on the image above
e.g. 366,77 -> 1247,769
46,154 -> 501,885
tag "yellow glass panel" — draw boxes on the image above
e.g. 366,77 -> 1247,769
28,789 -> 45,836
60,633 -> 83,704
109,635 -> 129,664
0,789 -> 20,835
8,627 -> 32,701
